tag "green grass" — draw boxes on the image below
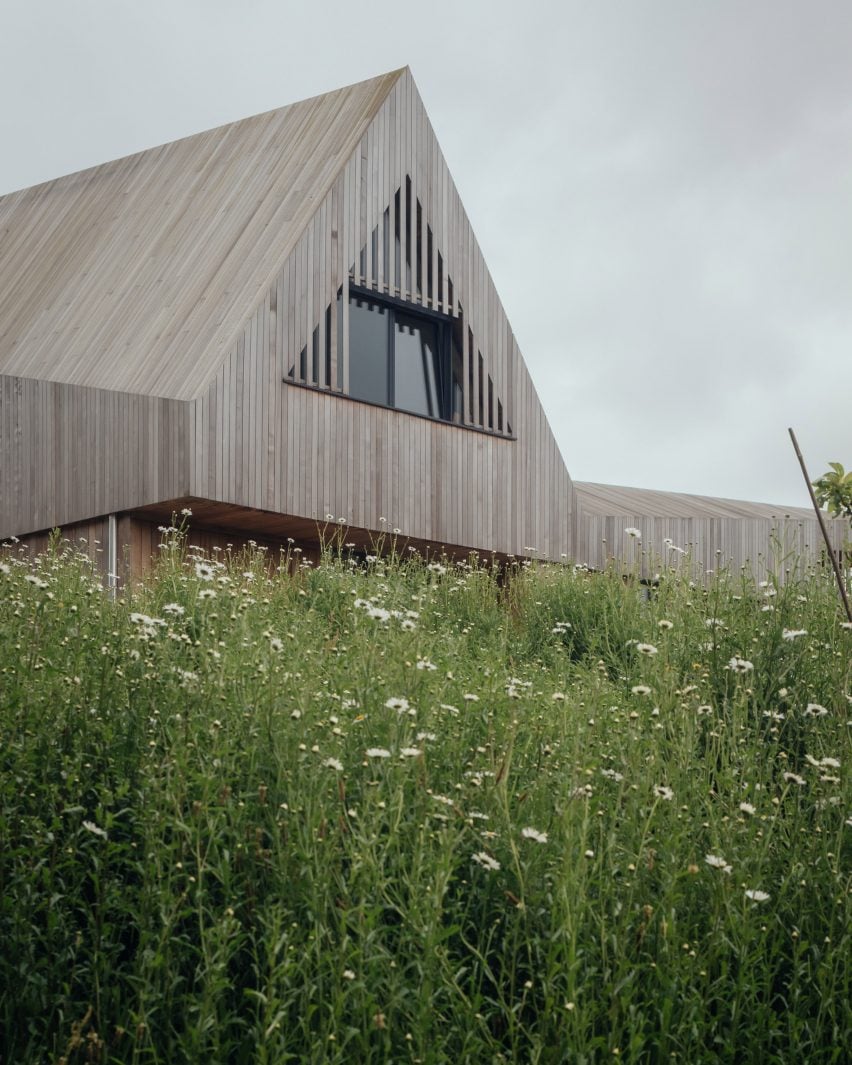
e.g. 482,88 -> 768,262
0,529 -> 849,1064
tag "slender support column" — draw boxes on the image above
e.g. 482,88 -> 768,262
107,513 -> 118,599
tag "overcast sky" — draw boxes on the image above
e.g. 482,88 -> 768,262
2,0 -> 850,507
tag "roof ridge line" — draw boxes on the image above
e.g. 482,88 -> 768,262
0,68 -> 409,200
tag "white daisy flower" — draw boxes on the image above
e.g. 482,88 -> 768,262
727,657 -> 754,674
384,697 -> 410,714
804,703 -> 828,717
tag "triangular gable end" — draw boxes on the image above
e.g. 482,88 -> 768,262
209,68 -> 517,445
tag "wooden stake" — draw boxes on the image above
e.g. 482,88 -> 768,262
788,427 -> 852,624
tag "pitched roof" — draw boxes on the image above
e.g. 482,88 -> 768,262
0,69 -> 403,400
574,480 -> 820,522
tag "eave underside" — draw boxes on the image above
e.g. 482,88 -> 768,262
127,497 -> 516,563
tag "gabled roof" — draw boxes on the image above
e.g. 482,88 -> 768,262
0,69 -> 403,400
575,481 -> 820,522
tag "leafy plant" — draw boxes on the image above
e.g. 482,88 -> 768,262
813,461 -> 852,519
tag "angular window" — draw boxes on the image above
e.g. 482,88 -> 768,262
345,286 -> 461,423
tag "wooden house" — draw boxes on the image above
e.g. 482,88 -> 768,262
572,481 -> 847,580
0,68 -> 846,581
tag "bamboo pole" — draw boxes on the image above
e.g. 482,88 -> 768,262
788,427 -> 852,625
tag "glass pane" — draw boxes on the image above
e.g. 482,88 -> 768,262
452,319 -> 464,423
394,311 -> 442,418
348,296 -> 389,405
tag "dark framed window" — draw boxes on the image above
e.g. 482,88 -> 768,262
346,285 -> 463,423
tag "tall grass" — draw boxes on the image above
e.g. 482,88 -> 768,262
0,530 -> 849,1063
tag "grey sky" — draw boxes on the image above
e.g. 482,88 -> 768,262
2,0 -> 850,507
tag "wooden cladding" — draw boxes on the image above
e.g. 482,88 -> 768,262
188,70 -> 573,559
191,369 -> 572,560
0,69 -> 574,561
571,480 -> 850,582
574,512 -> 846,583
0,375 -> 189,539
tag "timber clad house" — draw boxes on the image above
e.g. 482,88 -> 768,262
0,69 -> 846,580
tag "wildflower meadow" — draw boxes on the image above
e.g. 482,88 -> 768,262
0,529 -> 849,1063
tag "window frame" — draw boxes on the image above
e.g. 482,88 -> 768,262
347,283 -> 457,423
